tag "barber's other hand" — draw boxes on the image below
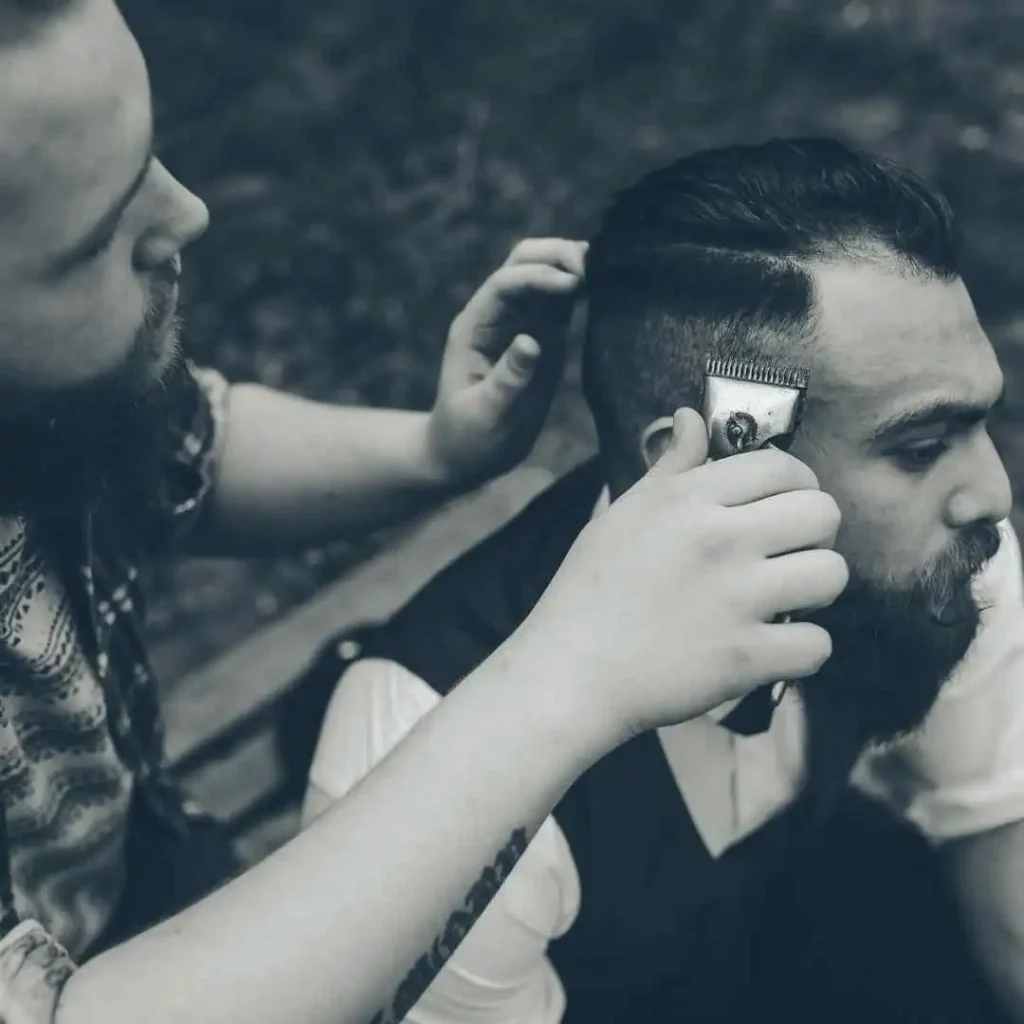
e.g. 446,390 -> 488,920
512,407 -> 848,748
427,238 -> 586,489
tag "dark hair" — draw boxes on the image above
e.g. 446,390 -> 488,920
582,137 -> 959,471
0,0 -> 76,45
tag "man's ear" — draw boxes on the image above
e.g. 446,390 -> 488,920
639,416 -> 677,471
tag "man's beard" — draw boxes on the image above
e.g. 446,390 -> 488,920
0,270 -> 191,528
796,519 -> 1003,805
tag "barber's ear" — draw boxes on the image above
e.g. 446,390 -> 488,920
640,416 -> 678,471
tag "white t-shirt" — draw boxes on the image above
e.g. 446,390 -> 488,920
307,500 -> 1024,1024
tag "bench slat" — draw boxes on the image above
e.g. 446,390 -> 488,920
180,727 -> 283,822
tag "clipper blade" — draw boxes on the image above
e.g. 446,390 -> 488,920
704,356 -> 809,392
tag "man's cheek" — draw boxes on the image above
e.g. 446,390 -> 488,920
861,536 -> 928,597
850,478 -> 934,580
74,273 -> 149,368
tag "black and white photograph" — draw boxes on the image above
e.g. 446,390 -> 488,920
1,1 -> 1024,1021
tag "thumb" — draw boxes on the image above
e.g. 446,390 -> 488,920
482,334 -> 542,403
648,407 -> 709,476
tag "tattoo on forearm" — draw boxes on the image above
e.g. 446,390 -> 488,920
368,828 -> 529,1024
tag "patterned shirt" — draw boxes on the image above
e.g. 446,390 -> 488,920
0,364 -> 230,1022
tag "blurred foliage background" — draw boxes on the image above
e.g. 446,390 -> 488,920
121,0 -> 1024,689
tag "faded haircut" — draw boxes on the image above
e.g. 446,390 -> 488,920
582,137 -> 959,475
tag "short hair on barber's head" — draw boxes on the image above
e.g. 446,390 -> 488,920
582,136 -> 959,470
0,0 -> 76,45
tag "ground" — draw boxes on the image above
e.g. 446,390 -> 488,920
121,0 -> 1024,692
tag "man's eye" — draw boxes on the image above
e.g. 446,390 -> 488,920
894,440 -> 950,472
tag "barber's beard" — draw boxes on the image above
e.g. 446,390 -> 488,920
796,520 -> 1003,808
0,272 -> 190,527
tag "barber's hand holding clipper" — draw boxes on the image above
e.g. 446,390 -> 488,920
510,405 -> 848,749
169,406 -> 847,1024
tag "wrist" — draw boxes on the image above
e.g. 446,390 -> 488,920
469,626 -> 625,777
412,412 -> 478,497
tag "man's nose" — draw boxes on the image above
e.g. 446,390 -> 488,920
172,185 -> 210,249
946,430 -> 1014,528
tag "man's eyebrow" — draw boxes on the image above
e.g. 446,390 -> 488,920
868,382 -> 1006,443
43,141 -> 154,277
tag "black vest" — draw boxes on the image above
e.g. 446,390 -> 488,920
282,459 -> 862,1023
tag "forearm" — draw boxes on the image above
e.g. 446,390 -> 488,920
57,639 -> 602,1024
192,383 -> 467,556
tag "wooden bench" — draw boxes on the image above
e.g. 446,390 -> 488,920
161,463 -> 572,865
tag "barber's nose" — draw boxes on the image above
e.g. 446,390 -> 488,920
946,431 -> 1014,528
134,163 -> 210,271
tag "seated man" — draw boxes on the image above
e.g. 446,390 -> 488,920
298,138 -> 1024,1024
